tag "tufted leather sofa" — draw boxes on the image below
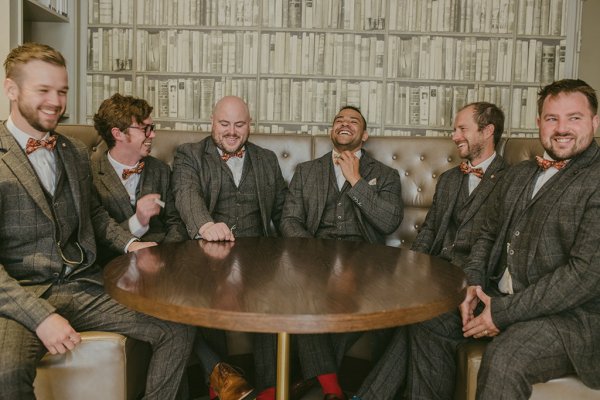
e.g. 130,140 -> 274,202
34,125 -> 599,399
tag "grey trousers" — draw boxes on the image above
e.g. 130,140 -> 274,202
0,281 -> 195,400
407,310 -> 576,400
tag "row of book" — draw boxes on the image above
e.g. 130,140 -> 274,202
390,0 -> 565,35
136,30 -> 258,74
388,36 -> 565,84
88,28 -> 133,71
89,0 -> 133,24
136,0 -> 259,27
87,73 -> 541,132
36,0 -> 69,17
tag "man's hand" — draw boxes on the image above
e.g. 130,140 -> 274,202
135,194 -> 162,226
199,222 -> 235,242
35,313 -> 81,355
459,285 -> 480,325
128,241 -> 158,252
462,286 -> 500,339
334,151 -> 361,186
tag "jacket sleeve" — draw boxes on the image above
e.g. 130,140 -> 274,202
345,165 -> 403,234
280,164 -> 313,238
171,143 -> 214,238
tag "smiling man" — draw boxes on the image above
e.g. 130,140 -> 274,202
172,95 -> 288,400
280,106 -> 403,399
91,93 -> 187,265
407,79 -> 600,400
0,43 -> 194,399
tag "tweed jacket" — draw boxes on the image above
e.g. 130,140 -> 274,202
0,122 -> 133,331
465,141 -> 600,388
411,154 -> 508,267
92,151 -> 187,244
280,150 -> 403,244
171,137 -> 288,238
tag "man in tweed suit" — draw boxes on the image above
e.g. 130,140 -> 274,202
408,79 -> 600,399
350,102 -> 508,400
281,106 -> 403,399
172,95 -> 288,400
0,43 -> 194,399
91,93 -> 187,264
91,93 -> 253,399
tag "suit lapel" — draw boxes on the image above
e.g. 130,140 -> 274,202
204,139 -> 223,213
0,124 -> 53,220
97,152 -> 134,217
430,169 -> 463,253
248,143 -> 269,234
316,154 -> 331,225
460,156 -> 505,225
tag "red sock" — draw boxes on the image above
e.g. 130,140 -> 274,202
317,373 -> 344,397
256,387 -> 275,400
209,386 -> 218,400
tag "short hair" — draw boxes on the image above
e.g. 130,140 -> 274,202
3,42 -> 66,84
461,102 -> 505,146
93,93 -> 154,149
336,106 -> 367,131
537,79 -> 598,116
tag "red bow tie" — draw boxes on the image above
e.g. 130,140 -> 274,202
122,161 -> 145,180
25,135 -> 57,155
459,161 -> 484,179
535,156 -> 567,171
221,149 -> 245,162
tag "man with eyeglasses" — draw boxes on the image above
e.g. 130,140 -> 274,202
0,43 -> 194,399
91,93 -> 187,265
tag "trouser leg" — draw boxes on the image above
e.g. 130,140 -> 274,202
0,317 -> 48,400
476,318 -> 574,400
63,282 -> 195,400
407,310 -> 467,400
356,326 -> 408,400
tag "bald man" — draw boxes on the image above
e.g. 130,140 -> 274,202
172,96 -> 288,399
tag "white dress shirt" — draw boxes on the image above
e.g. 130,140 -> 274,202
466,152 -> 496,195
332,149 -> 363,190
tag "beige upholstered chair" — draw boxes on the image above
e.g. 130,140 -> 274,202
34,331 -> 150,400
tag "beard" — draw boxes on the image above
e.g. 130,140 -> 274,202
17,101 -> 62,132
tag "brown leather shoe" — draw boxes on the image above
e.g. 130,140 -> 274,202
290,377 -> 317,400
209,362 -> 254,400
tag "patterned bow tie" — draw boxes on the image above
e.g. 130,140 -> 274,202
25,135 -> 57,155
459,161 -> 484,179
221,148 -> 245,162
122,161 -> 145,180
535,156 -> 567,171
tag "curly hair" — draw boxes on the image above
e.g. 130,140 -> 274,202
93,93 -> 154,149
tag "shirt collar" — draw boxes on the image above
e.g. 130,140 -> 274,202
6,116 -> 51,151
469,152 -> 496,173
107,150 -> 142,180
332,148 -> 363,162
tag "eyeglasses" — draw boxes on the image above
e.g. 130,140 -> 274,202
128,123 -> 156,137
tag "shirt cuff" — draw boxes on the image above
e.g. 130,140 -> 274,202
124,237 -> 140,252
128,214 -> 150,238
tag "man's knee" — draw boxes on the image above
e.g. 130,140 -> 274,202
0,356 -> 37,398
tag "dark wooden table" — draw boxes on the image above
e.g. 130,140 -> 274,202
104,237 -> 466,399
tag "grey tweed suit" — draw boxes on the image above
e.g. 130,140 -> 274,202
409,141 -> 600,400
0,122 -> 194,400
281,150 -> 403,382
92,152 -> 187,263
171,136 -> 288,390
281,150 -> 403,242
355,155 -> 507,400
172,137 -> 287,239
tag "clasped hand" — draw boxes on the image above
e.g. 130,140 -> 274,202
459,285 -> 500,339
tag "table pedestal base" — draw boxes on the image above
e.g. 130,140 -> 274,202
276,332 -> 290,400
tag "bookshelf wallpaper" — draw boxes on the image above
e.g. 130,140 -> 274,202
86,0 -> 579,136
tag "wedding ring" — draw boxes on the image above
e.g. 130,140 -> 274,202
482,330 -> 488,336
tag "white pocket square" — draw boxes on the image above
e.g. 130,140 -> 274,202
368,178 -> 377,185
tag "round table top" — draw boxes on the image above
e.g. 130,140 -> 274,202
104,237 -> 466,333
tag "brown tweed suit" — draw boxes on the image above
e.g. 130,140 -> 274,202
0,122 -> 194,400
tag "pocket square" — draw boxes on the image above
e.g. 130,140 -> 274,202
368,178 -> 377,185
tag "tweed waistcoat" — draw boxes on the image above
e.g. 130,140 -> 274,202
42,153 -> 85,271
212,159 -> 263,238
315,165 -> 363,241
